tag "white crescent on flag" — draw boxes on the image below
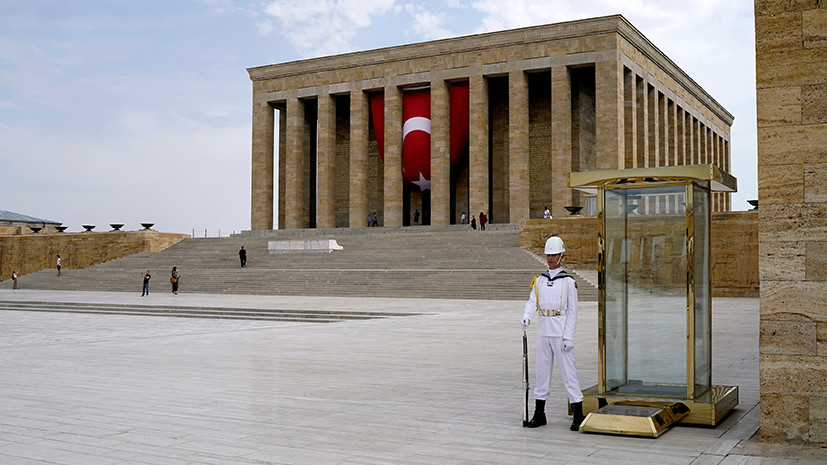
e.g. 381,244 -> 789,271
403,116 -> 431,141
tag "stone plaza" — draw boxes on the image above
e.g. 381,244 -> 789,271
6,289 -> 825,464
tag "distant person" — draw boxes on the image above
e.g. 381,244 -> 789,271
372,212 -> 378,227
141,270 -> 151,296
479,212 -> 487,231
239,246 -> 247,268
413,209 -> 420,225
460,212 -> 466,224
56,254 -> 61,276
471,215 -> 476,231
170,267 -> 180,295
543,206 -> 551,219
12,270 -> 18,290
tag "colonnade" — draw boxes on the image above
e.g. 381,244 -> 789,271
249,18 -> 734,231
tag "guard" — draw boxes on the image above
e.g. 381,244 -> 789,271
520,236 -> 585,430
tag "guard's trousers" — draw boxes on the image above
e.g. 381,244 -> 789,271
534,336 -> 584,403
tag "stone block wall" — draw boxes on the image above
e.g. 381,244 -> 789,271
755,0 -> 827,445
0,230 -> 188,281
520,211 -> 758,297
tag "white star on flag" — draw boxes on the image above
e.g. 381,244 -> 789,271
412,172 -> 430,191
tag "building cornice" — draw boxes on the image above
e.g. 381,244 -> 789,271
248,14 -> 733,125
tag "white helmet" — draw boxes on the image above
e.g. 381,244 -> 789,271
544,236 -> 565,254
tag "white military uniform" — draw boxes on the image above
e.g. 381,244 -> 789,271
522,267 -> 583,403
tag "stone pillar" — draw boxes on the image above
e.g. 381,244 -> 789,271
692,117 -> 699,164
285,97 -> 306,229
383,85 -> 403,227
658,92 -> 667,166
636,76 -> 648,168
431,79 -> 450,225
251,100 -> 274,230
349,88 -> 368,228
668,100 -> 677,166
677,107 -> 686,165
647,84 -> 658,167
277,109 -> 286,229
551,65 -> 572,218
596,57 -> 624,170
623,68 -> 637,168
317,92 -> 336,229
469,75 -> 489,221
508,70 -> 530,223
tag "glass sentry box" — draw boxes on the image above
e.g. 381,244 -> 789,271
568,165 -> 739,436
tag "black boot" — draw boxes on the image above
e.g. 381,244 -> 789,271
526,399 -> 547,428
570,401 -> 585,431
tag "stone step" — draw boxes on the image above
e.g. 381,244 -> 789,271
12,226 -> 598,301
0,300 -> 422,323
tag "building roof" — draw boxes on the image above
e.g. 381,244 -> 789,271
0,209 -> 61,225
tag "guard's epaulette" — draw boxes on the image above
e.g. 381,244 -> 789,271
539,270 -> 578,288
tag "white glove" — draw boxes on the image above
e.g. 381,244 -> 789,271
563,339 -> 574,351
520,317 -> 531,331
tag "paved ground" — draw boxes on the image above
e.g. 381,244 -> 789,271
1,289 -> 825,464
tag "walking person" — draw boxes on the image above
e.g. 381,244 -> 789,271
479,212 -> 487,231
372,212 -> 378,227
56,254 -> 61,276
141,270 -> 151,296
170,267 -> 180,295
413,209 -> 420,225
520,236 -> 585,431
239,246 -> 247,268
460,212 -> 466,224
470,215 -> 476,230
12,270 -> 18,290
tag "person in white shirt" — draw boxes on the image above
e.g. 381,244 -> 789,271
520,236 -> 584,430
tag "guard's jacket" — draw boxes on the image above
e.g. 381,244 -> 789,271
522,268 -> 578,340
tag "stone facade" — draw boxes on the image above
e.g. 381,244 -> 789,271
755,0 -> 827,445
0,230 -> 187,281
248,15 -> 733,231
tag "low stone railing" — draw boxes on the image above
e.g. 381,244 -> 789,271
268,239 -> 344,254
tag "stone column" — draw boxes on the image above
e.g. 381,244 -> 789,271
383,85 -> 403,227
691,117 -> 699,164
636,76 -> 648,168
251,100 -> 274,230
596,57 -> 624,170
624,68 -> 637,168
469,75 -> 489,221
508,70 -> 529,223
285,97 -> 306,229
431,79 -> 450,225
677,107 -> 685,165
317,92 -> 336,229
668,100 -> 677,166
349,88 -> 369,228
277,109 -> 286,229
551,65 -> 572,218
647,85 -> 658,167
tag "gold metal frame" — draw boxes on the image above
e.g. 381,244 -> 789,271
570,165 -> 736,428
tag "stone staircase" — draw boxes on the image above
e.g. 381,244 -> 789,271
10,225 -> 597,301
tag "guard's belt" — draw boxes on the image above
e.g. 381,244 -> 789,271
538,309 -> 566,317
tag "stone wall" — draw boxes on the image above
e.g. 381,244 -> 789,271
755,0 -> 827,445
519,211 -> 758,297
0,230 -> 188,281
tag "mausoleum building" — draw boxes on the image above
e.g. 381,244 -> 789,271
248,14 -> 733,230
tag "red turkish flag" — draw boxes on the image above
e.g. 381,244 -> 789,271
370,82 -> 469,191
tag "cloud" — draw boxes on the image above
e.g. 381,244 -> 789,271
261,0 -> 397,56
403,4 -> 452,41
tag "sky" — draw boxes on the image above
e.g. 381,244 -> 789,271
0,0 -> 757,235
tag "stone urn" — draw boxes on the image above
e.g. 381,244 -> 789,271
564,206 -> 583,216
